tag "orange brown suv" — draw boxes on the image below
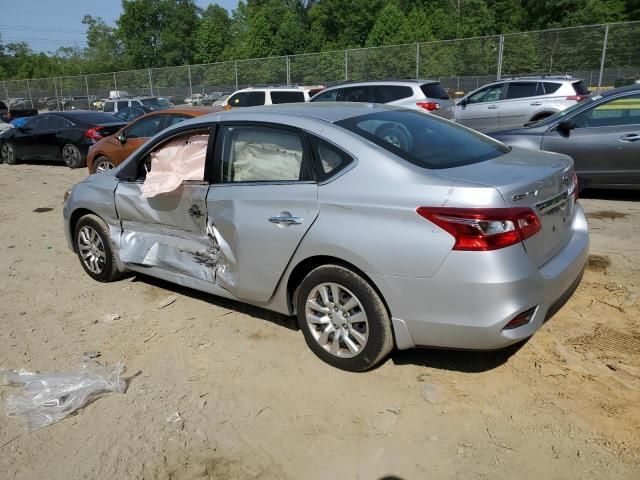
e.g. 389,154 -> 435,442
86,106 -> 222,173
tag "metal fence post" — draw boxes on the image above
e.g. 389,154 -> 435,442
85,75 -> 91,109
188,64 -> 193,98
234,61 -> 239,90
2,80 -> 8,103
286,56 -> 291,86
496,34 -> 505,80
113,72 -> 118,94
344,50 -> 348,81
148,68 -> 153,96
26,79 -> 33,108
415,43 -> 420,79
597,24 -> 609,93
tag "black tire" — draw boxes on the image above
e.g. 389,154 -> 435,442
74,214 -> 121,282
1,142 -> 18,165
62,143 -> 85,168
93,155 -> 115,174
296,264 -> 393,372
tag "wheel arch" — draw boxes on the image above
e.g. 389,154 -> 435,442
286,255 -> 392,320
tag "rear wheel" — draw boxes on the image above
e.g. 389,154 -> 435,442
1,143 -> 18,165
93,156 -> 115,174
74,214 -> 121,282
62,143 -> 85,168
296,265 -> 393,372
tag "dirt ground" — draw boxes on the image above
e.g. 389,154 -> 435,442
0,163 -> 639,480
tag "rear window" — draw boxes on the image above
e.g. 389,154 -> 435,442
572,81 -> 590,96
270,91 -> 306,104
543,82 -> 562,94
70,112 -> 120,124
420,83 -> 449,100
373,85 -> 413,103
336,110 -> 509,169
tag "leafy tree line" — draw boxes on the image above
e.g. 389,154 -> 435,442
1,0 -> 639,80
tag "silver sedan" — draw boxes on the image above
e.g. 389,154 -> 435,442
63,103 -> 589,371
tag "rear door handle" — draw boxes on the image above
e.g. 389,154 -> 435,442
619,133 -> 640,142
487,105 -> 498,110
269,212 -> 303,227
530,102 -> 543,106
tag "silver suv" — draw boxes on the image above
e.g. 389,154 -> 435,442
309,80 -> 454,119
455,76 -> 590,130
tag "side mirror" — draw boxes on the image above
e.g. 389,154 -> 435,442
117,133 -> 127,144
557,119 -> 576,133
458,99 -> 468,107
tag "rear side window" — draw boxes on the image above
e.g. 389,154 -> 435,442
572,81 -> 590,96
310,89 -> 339,102
248,91 -> 266,106
543,82 -> 562,94
46,115 -> 72,129
24,116 -> 46,130
308,135 -> 353,181
340,86 -> 371,102
270,91 -> 305,104
505,82 -> 543,99
336,110 -> 509,169
117,100 -> 128,110
220,125 -> 311,182
125,115 -> 165,138
373,85 -> 413,103
420,83 -> 449,100
103,102 -> 115,112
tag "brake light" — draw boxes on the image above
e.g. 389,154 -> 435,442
416,101 -> 440,111
570,170 -> 579,201
84,126 -> 105,140
416,207 -> 541,251
566,95 -> 586,102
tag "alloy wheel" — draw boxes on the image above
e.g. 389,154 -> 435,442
78,226 -> 106,274
63,144 -> 80,167
95,159 -> 114,173
1,143 -> 15,163
305,282 -> 369,358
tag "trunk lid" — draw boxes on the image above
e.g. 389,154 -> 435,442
436,146 -> 577,267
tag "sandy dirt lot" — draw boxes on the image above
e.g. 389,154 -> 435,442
0,163 -> 639,479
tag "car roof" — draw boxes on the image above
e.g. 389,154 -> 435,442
135,106 -> 224,118
599,84 -> 640,97
201,102 -> 408,124
323,79 -> 439,89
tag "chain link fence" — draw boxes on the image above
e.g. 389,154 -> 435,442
2,21 -> 639,110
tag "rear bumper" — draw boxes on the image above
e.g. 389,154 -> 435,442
373,204 -> 589,350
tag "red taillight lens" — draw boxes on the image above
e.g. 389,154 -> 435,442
566,95 -> 586,102
416,207 -> 541,251
416,101 -> 440,111
84,126 -> 105,140
503,307 -> 536,330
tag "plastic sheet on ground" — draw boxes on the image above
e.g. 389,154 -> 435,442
2,360 -> 125,431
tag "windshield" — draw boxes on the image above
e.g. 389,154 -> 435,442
533,97 -> 595,126
336,109 -> 509,169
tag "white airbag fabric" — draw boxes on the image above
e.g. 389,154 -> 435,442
141,134 -> 208,198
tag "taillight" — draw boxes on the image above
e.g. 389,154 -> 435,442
416,101 -> 440,111
566,95 -> 586,102
84,126 -> 105,140
503,307 -> 536,330
570,170 -> 579,201
416,207 -> 541,251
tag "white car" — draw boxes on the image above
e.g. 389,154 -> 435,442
223,87 -> 310,109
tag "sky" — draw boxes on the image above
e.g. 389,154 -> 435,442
0,0 -> 239,53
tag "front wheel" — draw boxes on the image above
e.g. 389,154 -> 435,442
74,214 -> 121,282
93,156 -> 115,174
296,265 -> 393,372
1,142 -> 18,165
62,143 -> 85,168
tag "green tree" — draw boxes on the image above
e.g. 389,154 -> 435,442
194,4 -> 231,64
82,15 -> 120,72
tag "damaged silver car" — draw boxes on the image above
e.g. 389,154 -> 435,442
64,103 -> 589,371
